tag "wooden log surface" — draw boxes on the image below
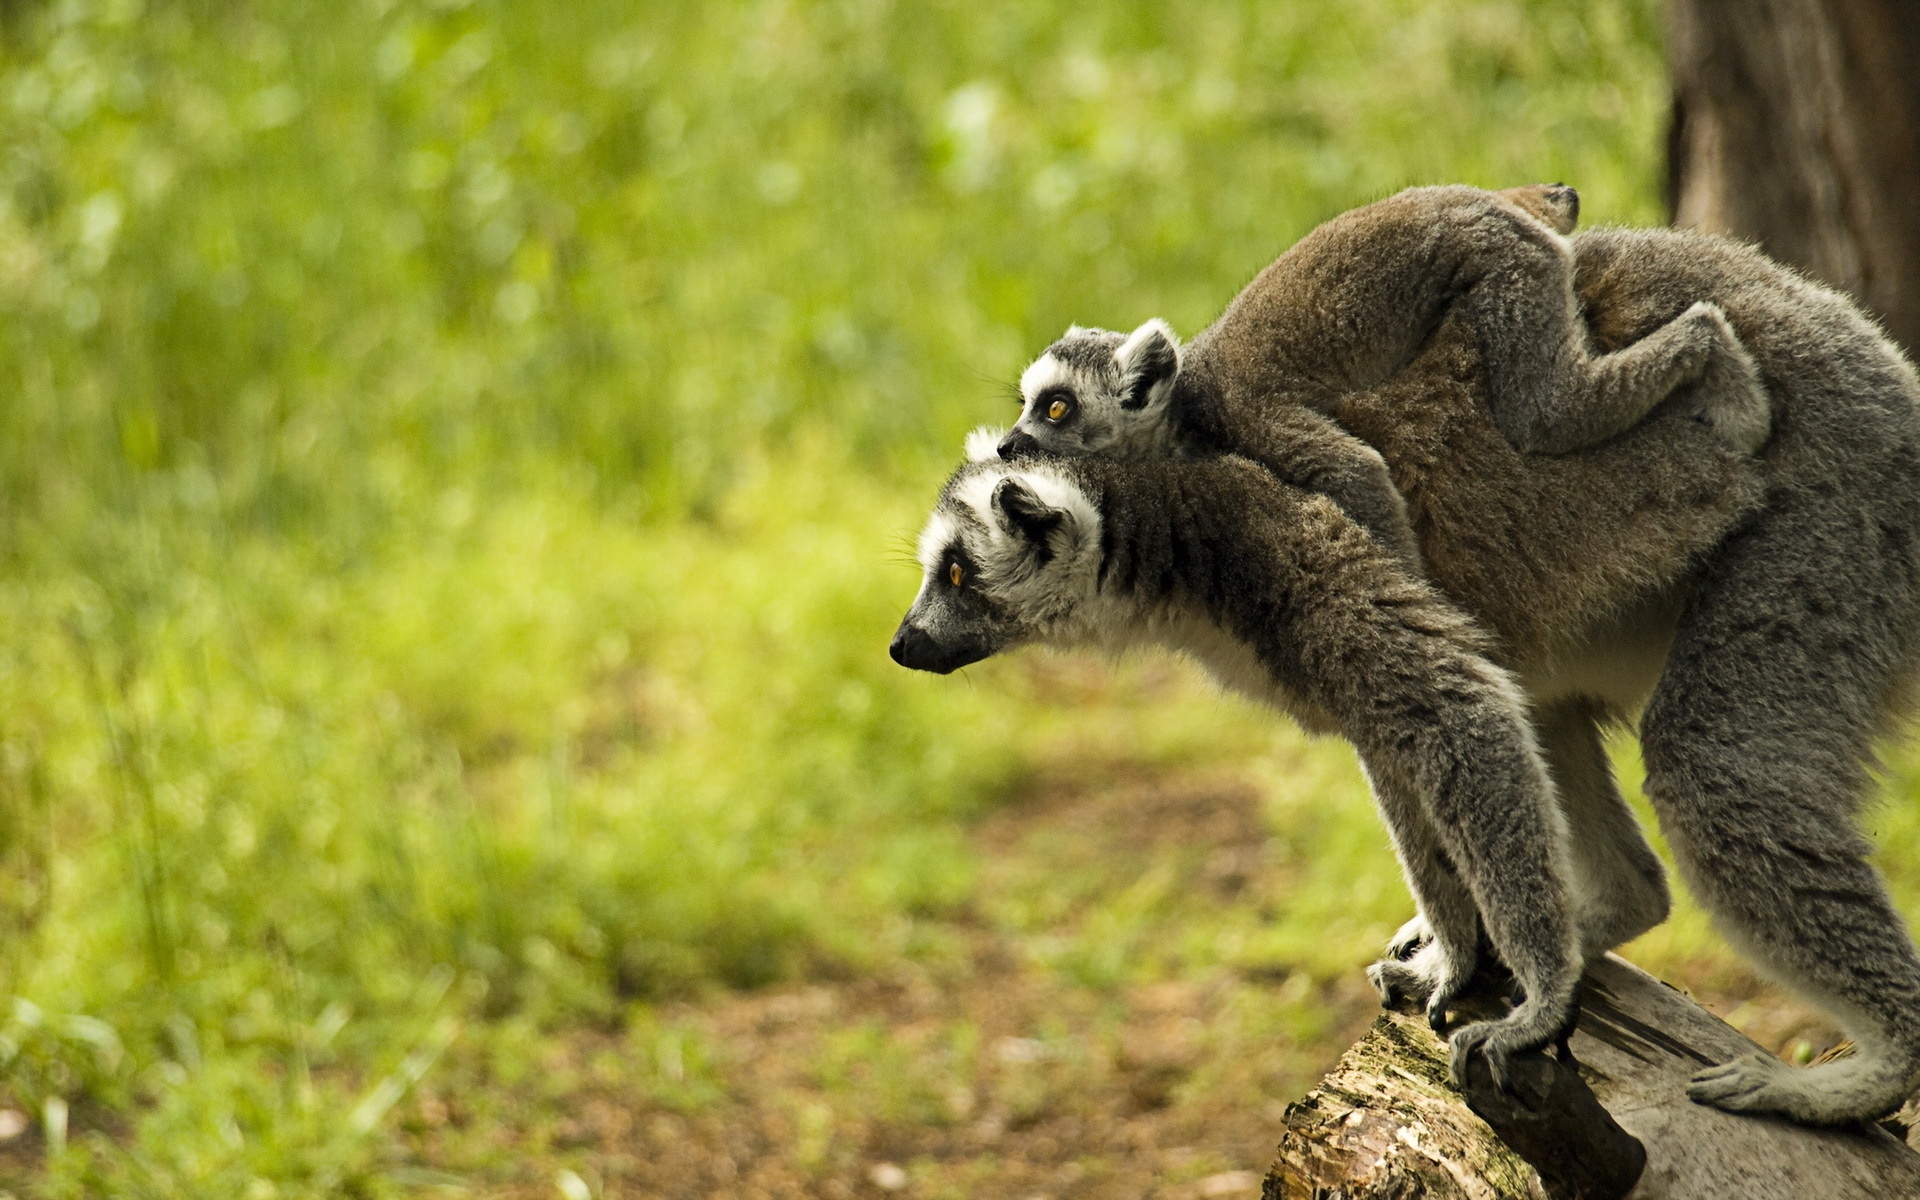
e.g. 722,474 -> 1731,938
1265,955 -> 1920,1199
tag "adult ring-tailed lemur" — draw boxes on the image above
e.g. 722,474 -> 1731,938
892,188 -> 1920,1127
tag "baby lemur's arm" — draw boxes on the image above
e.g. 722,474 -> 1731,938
1194,397 -> 1422,571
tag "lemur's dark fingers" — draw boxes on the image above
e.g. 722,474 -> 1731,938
1367,959 -> 1434,1009
1386,916 -> 1431,961
1427,980 -> 1466,1032
1447,990 -> 1580,1093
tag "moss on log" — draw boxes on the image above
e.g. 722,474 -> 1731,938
1266,955 -> 1920,1199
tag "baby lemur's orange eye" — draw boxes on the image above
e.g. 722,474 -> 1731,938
949,562 -> 965,587
1047,398 -> 1069,421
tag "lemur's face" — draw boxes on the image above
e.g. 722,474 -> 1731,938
890,453 -> 1102,674
997,320 -> 1183,461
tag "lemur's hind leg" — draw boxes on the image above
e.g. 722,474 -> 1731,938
1642,497 -> 1920,1124
1537,697 -> 1670,960
1467,209 -> 1769,456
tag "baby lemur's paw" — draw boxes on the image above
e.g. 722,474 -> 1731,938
1688,1049 -> 1920,1124
1677,301 -> 1771,454
1446,981 -> 1581,1093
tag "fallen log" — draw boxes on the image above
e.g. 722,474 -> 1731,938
1265,954 -> 1920,1199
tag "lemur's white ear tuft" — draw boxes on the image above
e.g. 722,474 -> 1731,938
965,426 -> 1007,463
1114,319 -> 1182,411
1116,318 -> 1181,367
992,475 -> 1065,548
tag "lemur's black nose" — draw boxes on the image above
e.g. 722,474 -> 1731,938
890,622 -> 968,673
890,623 -> 939,669
998,429 -> 1041,459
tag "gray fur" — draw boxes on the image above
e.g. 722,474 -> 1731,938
901,219 -> 1920,1126
1572,226 -> 1920,1124
999,185 -> 1770,571
892,453 -> 1582,1086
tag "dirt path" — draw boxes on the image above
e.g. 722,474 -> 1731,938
0,763 -> 1833,1196
396,766 -> 1839,1199
402,771 -> 1382,1198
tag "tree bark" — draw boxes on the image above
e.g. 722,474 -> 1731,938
1666,0 -> 1920,354
1264,955 -> 1920,1199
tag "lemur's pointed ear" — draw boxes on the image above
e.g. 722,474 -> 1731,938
993,477 -> 1065,551
1115,319 -> 1182,411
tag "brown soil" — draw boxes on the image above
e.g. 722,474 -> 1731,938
393,768 -> 1839,1199
0,765 -> 1841,1196
399,771 -> 1382,1198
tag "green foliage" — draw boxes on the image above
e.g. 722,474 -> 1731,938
0,451 -> 1051,1190
0,0 -> 1669,537
3,0 -> 1879,1193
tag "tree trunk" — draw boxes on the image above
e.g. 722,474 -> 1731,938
1665,0 -> 1920,354
1264,955 -> 1920,1199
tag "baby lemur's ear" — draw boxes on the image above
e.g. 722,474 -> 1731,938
992,477 -> 1065,558
1115,319 -> 1182,411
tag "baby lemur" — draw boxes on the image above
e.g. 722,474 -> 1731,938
899,216 -> 1920,1126
997,184 -> 1767,570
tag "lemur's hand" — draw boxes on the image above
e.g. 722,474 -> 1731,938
1446,977 -> 1582,1092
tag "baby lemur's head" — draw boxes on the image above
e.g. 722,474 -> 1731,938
996,320 -> 1183,461
1498,182 -> 1579,236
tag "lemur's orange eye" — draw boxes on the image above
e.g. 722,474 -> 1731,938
949,562 -> 965,587
1047,398 -> 1069,420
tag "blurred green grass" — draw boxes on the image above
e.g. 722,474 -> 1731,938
1,0 -> 1915,1194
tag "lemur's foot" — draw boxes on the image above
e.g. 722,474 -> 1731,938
1367,958 -> 1428,1007
1387,914 -> 1432,961
1447,981 -> 1582,1093
1676,301 -> 1770,454
1688,1049 -> 1920,1125
1368,940 -> 1475,1033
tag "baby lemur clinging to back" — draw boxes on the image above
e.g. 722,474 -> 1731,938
996,184 -> 1768,568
